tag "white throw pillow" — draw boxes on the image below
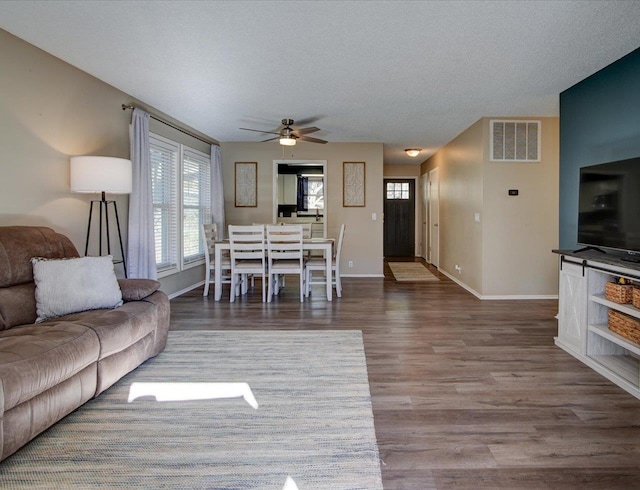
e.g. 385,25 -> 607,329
31,256 -> 123,323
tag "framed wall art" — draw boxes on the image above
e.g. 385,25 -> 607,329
343,161 -> 365,207
234,162 -> 257,207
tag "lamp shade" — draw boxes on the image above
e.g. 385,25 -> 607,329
70,156 -> 132,194
279,136 -> 296,146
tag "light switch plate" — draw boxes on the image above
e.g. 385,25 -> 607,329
474,213 -> 481,223
372,213 -> 377,221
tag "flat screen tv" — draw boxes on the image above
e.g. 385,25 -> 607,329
578,156 -> 640,256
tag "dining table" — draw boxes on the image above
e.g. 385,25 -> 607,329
213,237 -> 335,301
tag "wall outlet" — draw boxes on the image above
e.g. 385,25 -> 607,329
348,260 -> 353,268
454,264 -> 462,274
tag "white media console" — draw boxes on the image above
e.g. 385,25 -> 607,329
555,250 -> 640,399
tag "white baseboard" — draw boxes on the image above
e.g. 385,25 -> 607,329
167,280 -> 205,300
440,270 -> 482,298
481,294 -> 559,300
440,269 -> 558,300
340,274 -> 385,278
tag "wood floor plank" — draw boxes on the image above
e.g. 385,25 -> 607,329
169,262 -> 640,489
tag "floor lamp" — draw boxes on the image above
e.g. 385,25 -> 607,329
70,156 -> 132,277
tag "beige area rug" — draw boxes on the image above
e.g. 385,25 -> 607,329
388,261 -> 440,281
1,331 -> 383,490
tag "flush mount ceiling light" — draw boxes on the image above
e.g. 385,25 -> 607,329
279,135 -> 296,146
404,148 -> 422,157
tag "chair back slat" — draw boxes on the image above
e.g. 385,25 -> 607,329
301,223 -> 312,239
267,225 -> 303,261
202,223 -> 219,267
228,225 -> 265,261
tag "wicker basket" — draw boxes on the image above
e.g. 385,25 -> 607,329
608,310 -> 640,344
605,282 -> 634,304
634,287 -> 640,310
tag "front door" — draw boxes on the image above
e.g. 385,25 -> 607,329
383,179 -> 415,257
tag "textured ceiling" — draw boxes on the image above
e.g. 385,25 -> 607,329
1,0 -> 639,164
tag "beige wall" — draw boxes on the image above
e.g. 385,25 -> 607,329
0,29 -> 212,296
422,119 -> 485,293
383,164 -> 421,178
421,117 -> 559,297
0,29 -> 133,259
481,117 -> 559,296
221,142 -> 384,276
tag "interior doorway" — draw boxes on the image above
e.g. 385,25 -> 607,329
428,168 -> 440,267
383,178 -> 416,257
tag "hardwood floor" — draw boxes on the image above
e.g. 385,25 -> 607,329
169,263 -> 640,489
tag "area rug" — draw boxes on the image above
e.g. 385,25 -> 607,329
1,331 -> 382,490
388,261 -> 440,281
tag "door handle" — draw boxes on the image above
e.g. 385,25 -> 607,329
434,224 -> 439,227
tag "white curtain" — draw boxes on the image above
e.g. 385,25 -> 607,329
210,145 -> 226,239
127,108 -> 157,279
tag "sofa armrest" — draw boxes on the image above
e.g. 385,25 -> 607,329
118,279 -> 161,302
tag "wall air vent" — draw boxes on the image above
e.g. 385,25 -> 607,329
490,120 -> 540,162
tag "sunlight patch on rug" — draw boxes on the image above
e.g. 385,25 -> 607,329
389,261 -> 440,281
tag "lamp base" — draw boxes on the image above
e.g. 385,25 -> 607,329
84,192 -> 127,277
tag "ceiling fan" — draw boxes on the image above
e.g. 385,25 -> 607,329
239,119 -> 327,146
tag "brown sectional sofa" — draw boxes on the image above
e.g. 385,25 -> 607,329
0,226 -> 170,461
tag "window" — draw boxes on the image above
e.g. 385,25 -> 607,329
182,149 -> 211,264
150,133 -> 211,276
386,182 -> 410,200
305,177 -> 324,210
150,137 -> 179,271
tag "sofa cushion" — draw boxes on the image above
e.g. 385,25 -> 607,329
0,322 -> 100,413
0,226 -> 79,289
61,300 -> 158,360
0,283 -> 37,331
32,256 -> 123,323
118,278 -> 161,302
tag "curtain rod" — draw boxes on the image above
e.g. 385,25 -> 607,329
121,104 -> 218,147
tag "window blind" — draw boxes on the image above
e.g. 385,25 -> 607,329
183,149 -> 211,264
150,135 -> 179,272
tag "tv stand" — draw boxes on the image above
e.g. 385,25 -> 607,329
621,255 -> 640,264
573,246 -> 606,254
554,252 -> 640,400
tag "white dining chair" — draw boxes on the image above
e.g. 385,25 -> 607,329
305,224 -> 345,298
228,225 -> 267,303
266,224 -> 305,303
202,223 -> 231,296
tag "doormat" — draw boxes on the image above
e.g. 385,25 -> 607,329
388,262 -> 440,281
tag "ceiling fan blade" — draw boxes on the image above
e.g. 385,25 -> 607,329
261,136 -> 280,142
293,116 -> 322,126
239,127 -> 282,136
297,135 -> 327,144
292,127 -> 320,135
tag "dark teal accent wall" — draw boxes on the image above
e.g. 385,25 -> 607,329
559,47 -> 640,249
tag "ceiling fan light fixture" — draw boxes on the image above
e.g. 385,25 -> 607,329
279,136 -> 296,146
405,148 -> 422,158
